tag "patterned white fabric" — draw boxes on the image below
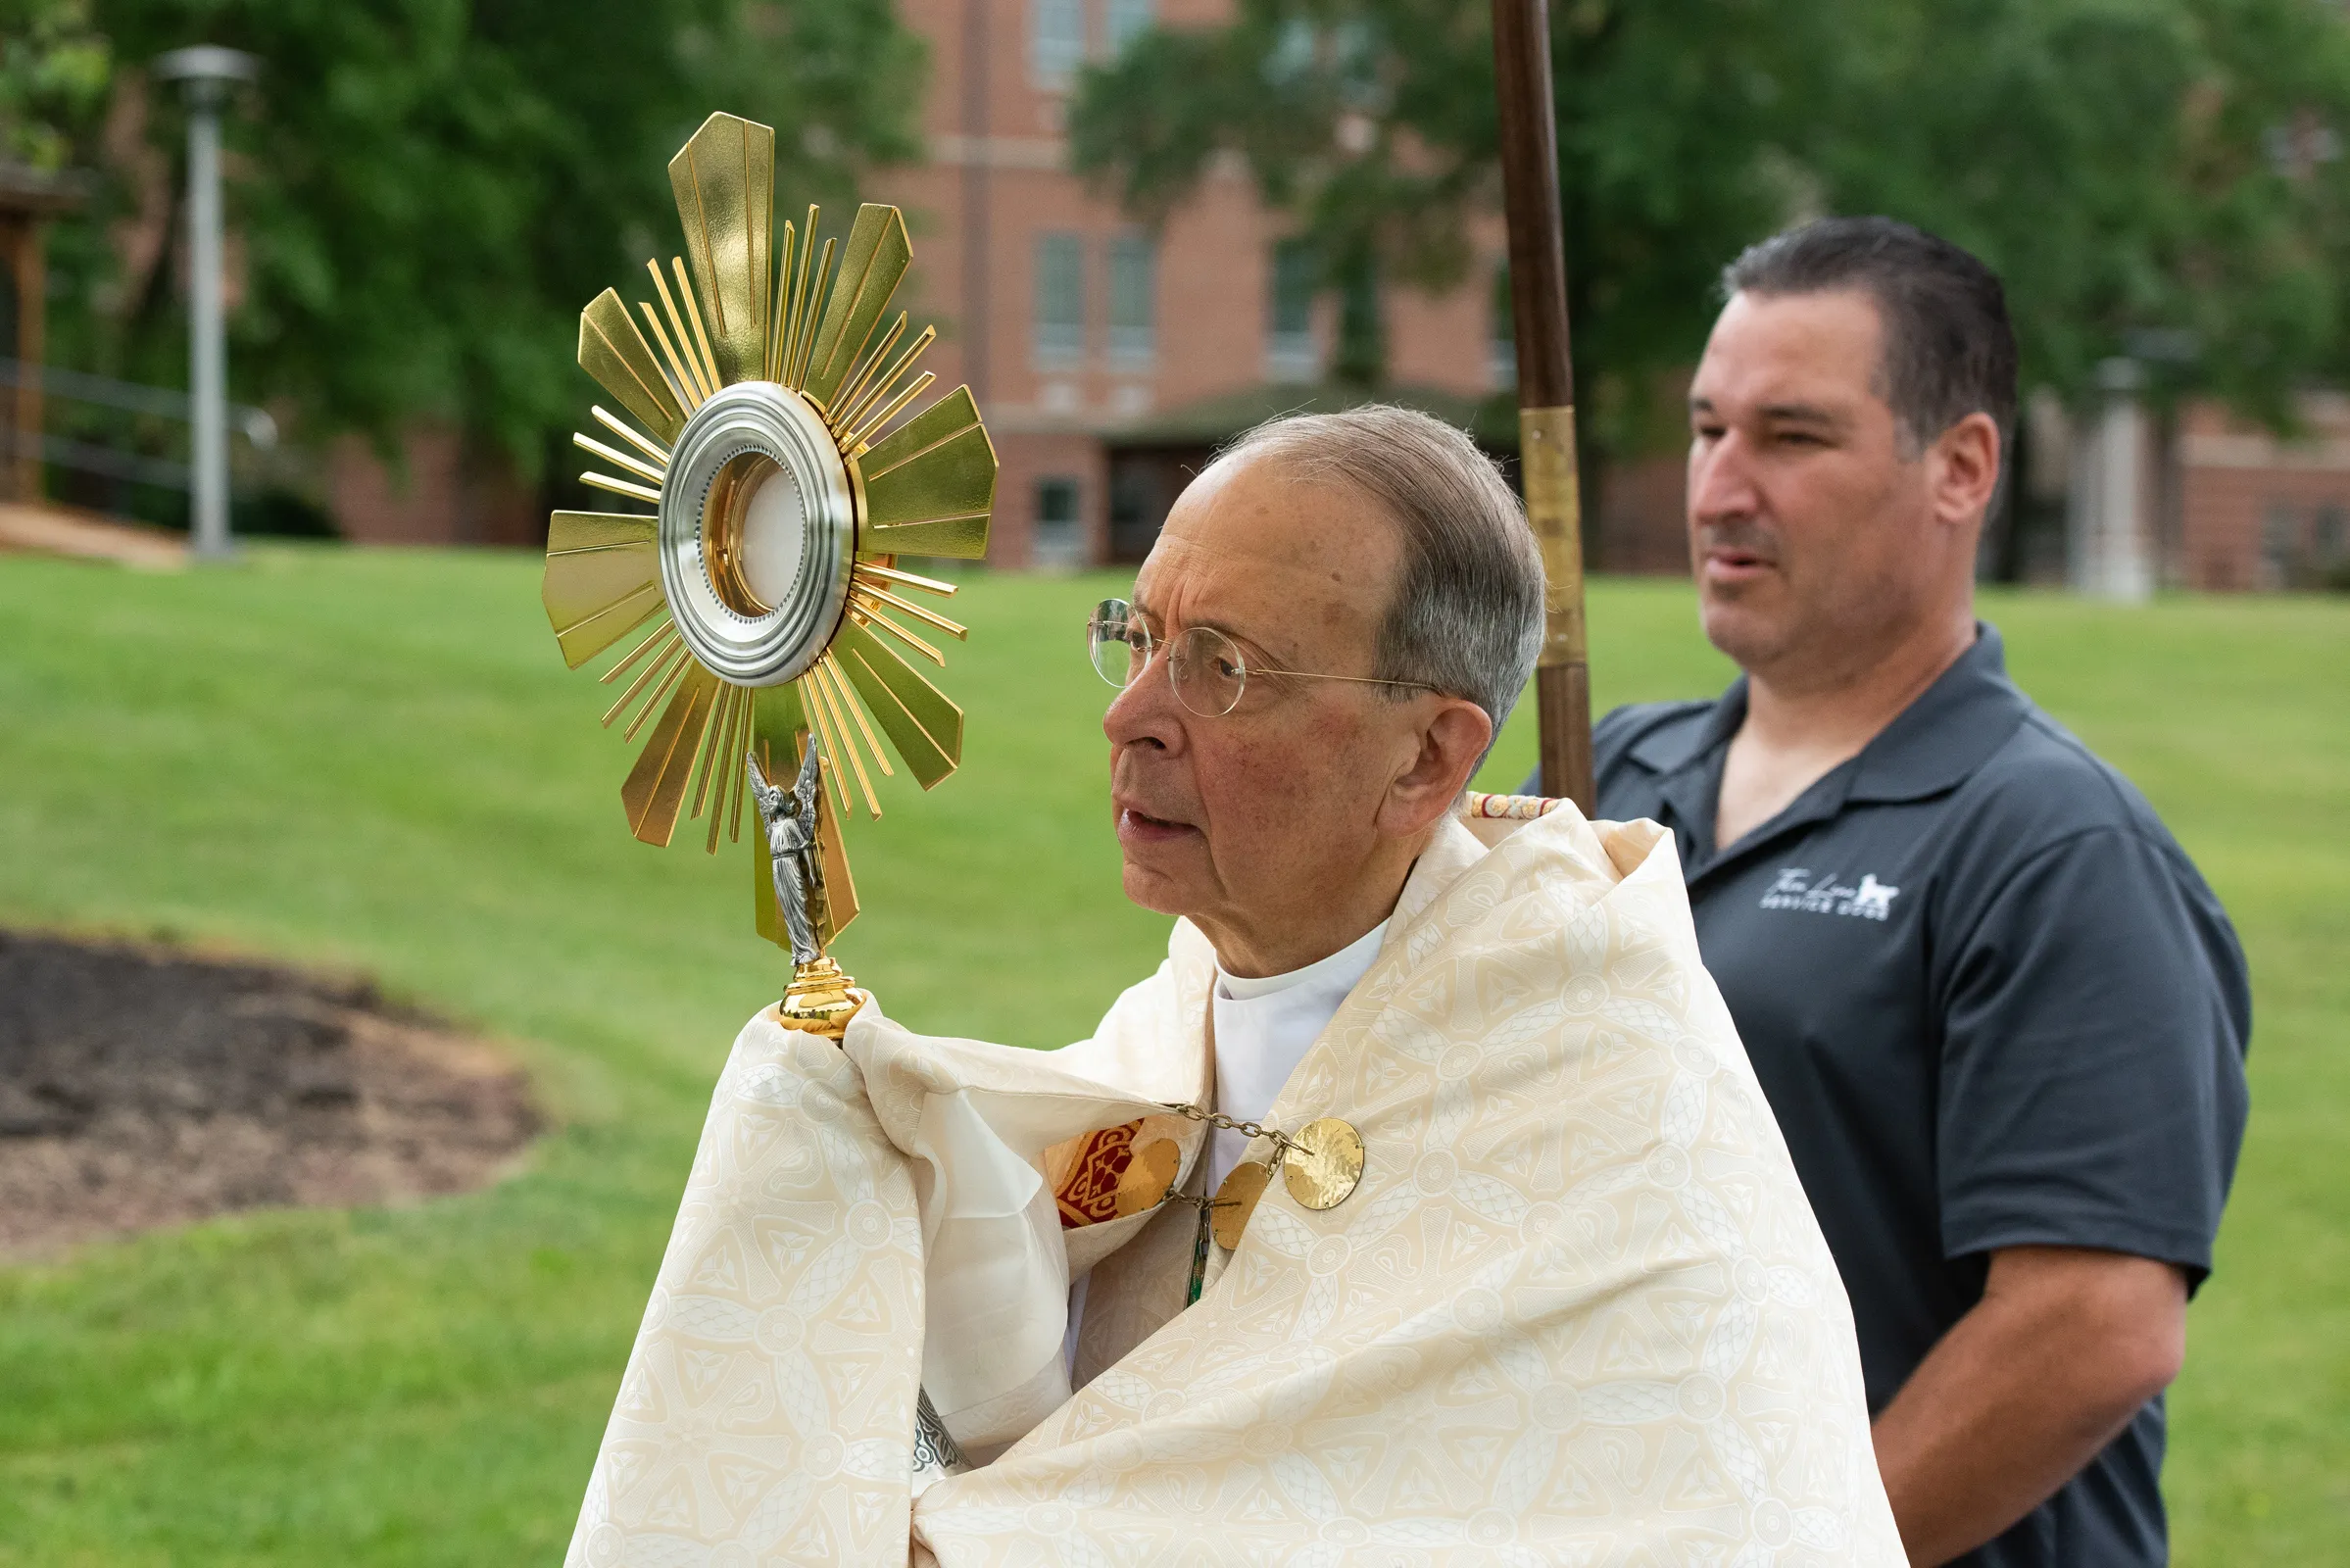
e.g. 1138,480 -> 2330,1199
566,805 -> 1905,1566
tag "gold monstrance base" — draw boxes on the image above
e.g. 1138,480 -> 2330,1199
775,956 -> 862,1039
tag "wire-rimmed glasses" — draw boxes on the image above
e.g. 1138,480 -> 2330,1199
1086,598 -> 1436,718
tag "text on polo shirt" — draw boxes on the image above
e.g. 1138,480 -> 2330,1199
1759,868 -> 1902,921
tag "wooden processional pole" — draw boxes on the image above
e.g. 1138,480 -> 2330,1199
1492,0 -> 1592,810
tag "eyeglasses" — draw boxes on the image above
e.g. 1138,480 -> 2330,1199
1085,598 -> 1437,718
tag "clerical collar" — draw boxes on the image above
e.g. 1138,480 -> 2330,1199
1204,920 -> 1387,1203
1215,921 -> 1389,1002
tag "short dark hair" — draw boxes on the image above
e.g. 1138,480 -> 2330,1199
1722,217 -> 2018,456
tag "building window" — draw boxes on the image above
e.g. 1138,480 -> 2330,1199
1266,239 -> 1318,382
1108,457 -> 1169,563
1035,475 -> 1086,570
1106,0 -> 1155,54
1107,231 -> 1156,368
1490,260 -> 1517,390
1333,252 -> 1383,385
1034,231 -> 1085,369
1263,19 -> 1316,83
2260,501 -> 2299,589
2315,503 -> 2346,565
1031,0 -> 1086,88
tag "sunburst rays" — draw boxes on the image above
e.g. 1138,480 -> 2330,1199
539,112 -> 997,947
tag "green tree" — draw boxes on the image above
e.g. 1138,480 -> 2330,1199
1790,0 -> 2350,425
1071,0 -> 1841,451
29,0 -> 923,473
0,0 -> 112,172
1070,0 -> 2350,444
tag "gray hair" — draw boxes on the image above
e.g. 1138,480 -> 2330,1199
1220,405 -> 1545,748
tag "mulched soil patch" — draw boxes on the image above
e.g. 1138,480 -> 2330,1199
0,928 -> 538,1257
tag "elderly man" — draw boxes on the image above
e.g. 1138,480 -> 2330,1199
1565,219 -> 2251,1567
566,407 -> 1905,1565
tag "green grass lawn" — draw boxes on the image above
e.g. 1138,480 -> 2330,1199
0,546 -> 2340,1564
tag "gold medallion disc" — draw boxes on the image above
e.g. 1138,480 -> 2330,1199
1112,1138 -> 1182,1219
1281,1117 -> 1366,1211
1211,1160 -> 1273,1250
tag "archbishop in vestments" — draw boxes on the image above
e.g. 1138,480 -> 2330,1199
566,407 -> 1905,1566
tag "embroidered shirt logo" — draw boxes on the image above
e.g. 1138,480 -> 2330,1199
1760,868 -> 1902,921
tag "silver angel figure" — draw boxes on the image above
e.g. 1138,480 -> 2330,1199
747,746 -> 825,966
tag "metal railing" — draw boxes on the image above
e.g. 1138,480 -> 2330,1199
0,356 -> 276,494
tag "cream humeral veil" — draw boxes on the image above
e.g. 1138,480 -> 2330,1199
566,804 -> 1905,1566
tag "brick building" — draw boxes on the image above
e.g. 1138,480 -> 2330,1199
312,3 -> 2350,595
867,0 -> 1506,567
319,1 -> 1504,558
327,424 -> 541,547
2174,393 -> 2350,590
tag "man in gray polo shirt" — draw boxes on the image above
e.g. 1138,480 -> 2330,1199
1556,219 -> 2250,1565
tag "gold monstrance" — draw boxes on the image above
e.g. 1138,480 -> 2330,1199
539,113 -> 997,1035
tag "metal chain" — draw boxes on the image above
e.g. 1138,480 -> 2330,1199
1159,1101 -> 1299,1157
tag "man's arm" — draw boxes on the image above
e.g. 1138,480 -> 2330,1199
1872,1245 -> 2186,1566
